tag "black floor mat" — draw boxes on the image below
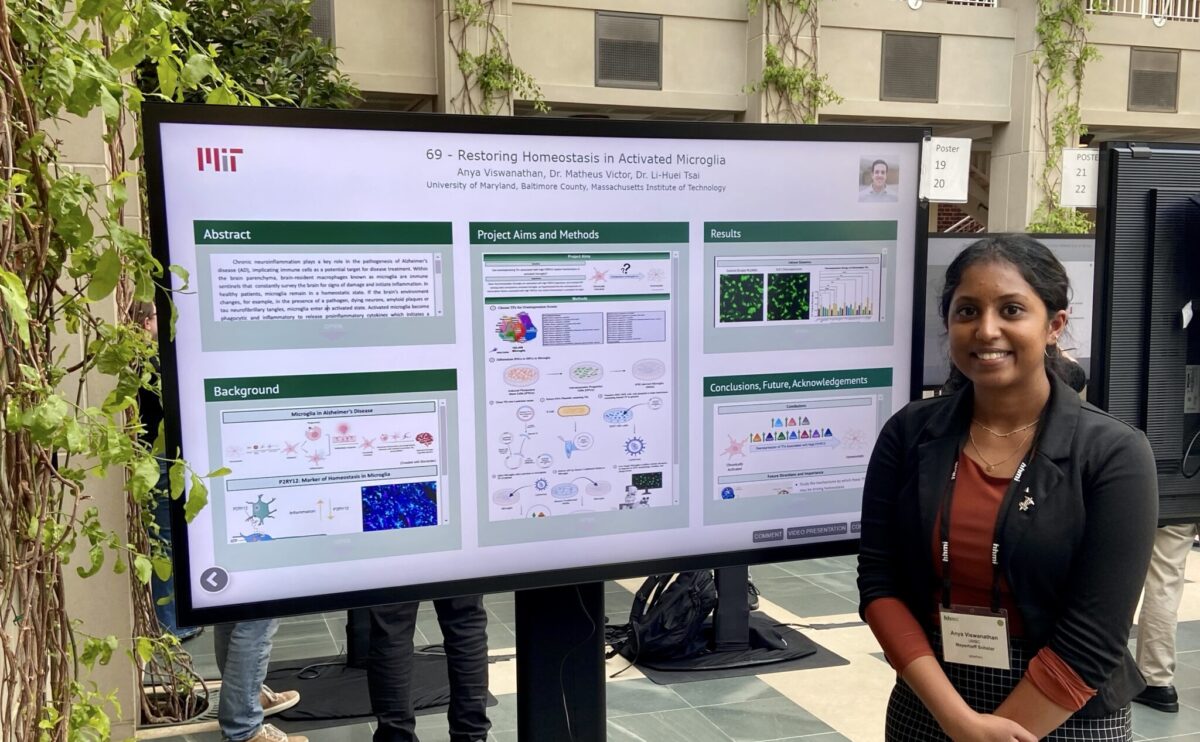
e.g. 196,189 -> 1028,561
617,615 -> 850,685
262,647 -> 499,733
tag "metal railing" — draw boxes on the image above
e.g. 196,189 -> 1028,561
1086,0 -> 1200,22
896,0 -> 998,8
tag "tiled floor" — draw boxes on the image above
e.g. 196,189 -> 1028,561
160,552 -> 1200,741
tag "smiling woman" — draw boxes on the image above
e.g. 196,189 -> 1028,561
858,235 -> 1159,741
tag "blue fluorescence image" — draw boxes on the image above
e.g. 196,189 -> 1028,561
361,481 -> 438,532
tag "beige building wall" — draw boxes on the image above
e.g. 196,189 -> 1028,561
330,0 -> 1200,229
335,0 -> 438,96
48,110 -> 139,741
821,0 -> 1014,122
1082,16 -> 1200,131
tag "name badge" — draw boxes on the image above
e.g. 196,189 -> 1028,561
939,606 -> 1011,670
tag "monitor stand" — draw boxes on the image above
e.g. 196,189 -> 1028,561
515,582 -> 606,741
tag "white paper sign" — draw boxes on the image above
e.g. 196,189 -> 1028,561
920,137 -> 970,203
1060,148 -> 1099,208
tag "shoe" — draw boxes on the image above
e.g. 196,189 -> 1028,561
241,724 -> 307,742
260,685 -> 300,717
177,626 -> 203,642
748,578 -> 761,611
1133,684 -> 1179,713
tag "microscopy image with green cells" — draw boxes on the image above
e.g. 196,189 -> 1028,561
719,273 -> 765,323
767,272 -> 811,321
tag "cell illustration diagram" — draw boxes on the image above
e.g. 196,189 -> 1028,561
719,273 -> 765,323
222,412 -> 443,489
591,268 -> 608,283
631,358 -> 666,381
568,362 -> 604,384
721,435 -> 748,460
246,494 -> 277,525
603,408 -> 634,424
559,436 -> 578,459
767,272 -> 811,321
502,364 -> 540,387
842,428 -> 870,450
624,436 -> 646,457
497,311 -> 538,343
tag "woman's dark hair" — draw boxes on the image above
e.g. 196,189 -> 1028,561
938,234 -> 1080,394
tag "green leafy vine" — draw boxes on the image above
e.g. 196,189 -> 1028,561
746,0 -> 840,124
1027,0 -> 1099,233
0,0 -> 306,737
449,0 -> 547,115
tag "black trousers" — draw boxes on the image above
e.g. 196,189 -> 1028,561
367,596 -> 490,742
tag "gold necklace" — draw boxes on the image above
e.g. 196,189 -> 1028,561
972,417 -> 1040,438
969,426 -> 1035,473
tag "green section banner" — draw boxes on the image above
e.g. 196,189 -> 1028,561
205,369 -> 457,402
704,368 -> 893,397
194,221 -> 452,245
482,252 -> 669,262
484,294 -> 669,304
470,222 -> 688,244
703,221 -> 897,243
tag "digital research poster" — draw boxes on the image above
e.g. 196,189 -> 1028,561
148,111 -> 922,615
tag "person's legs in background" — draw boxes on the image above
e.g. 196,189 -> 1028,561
1135,523 -> 1200,713
367,602 -> 421,742
214,619 -> 303,742
433,596 -> 490,742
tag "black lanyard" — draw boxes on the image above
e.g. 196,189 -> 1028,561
938,437 -> 1040,613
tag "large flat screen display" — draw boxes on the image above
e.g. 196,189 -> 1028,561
923,234 -> 1094,389
142,105 -> 927,623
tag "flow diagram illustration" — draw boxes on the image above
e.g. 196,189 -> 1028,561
479,248 -> 677,521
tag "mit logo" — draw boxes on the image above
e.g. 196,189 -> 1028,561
197,147 -> 243,172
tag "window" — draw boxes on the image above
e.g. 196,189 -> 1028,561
880,32 -> 940,103
1128,48 -> 1179,113
596,12 -> 662,90
309,0 -> 334,45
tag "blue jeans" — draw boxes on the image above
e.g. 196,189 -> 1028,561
215,619 -> 280,742
368,597 -> 490,742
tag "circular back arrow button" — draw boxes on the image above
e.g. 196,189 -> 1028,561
199,566 -> 229,593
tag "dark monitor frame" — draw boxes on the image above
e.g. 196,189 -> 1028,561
1092,141 -> 1200,525
142,103 -> 930,625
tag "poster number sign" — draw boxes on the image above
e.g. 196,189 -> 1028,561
1060,148 -> 1099,208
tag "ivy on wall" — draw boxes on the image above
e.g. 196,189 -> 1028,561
449,0 -> 547,115
1027,0 -> 1098,233
746,0 -> 840,124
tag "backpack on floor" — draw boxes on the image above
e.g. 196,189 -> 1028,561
606,571 -> 718,664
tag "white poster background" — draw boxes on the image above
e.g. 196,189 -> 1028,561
157,121 -> 921,611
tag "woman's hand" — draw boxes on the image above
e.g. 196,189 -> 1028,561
947,711 -> 1038,742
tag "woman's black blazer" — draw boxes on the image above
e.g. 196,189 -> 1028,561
857,376 -> 1158,716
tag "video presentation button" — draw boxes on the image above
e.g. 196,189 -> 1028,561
200,566 -> 230,593
752,529 -> 785,543
787,523 -> 849,540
